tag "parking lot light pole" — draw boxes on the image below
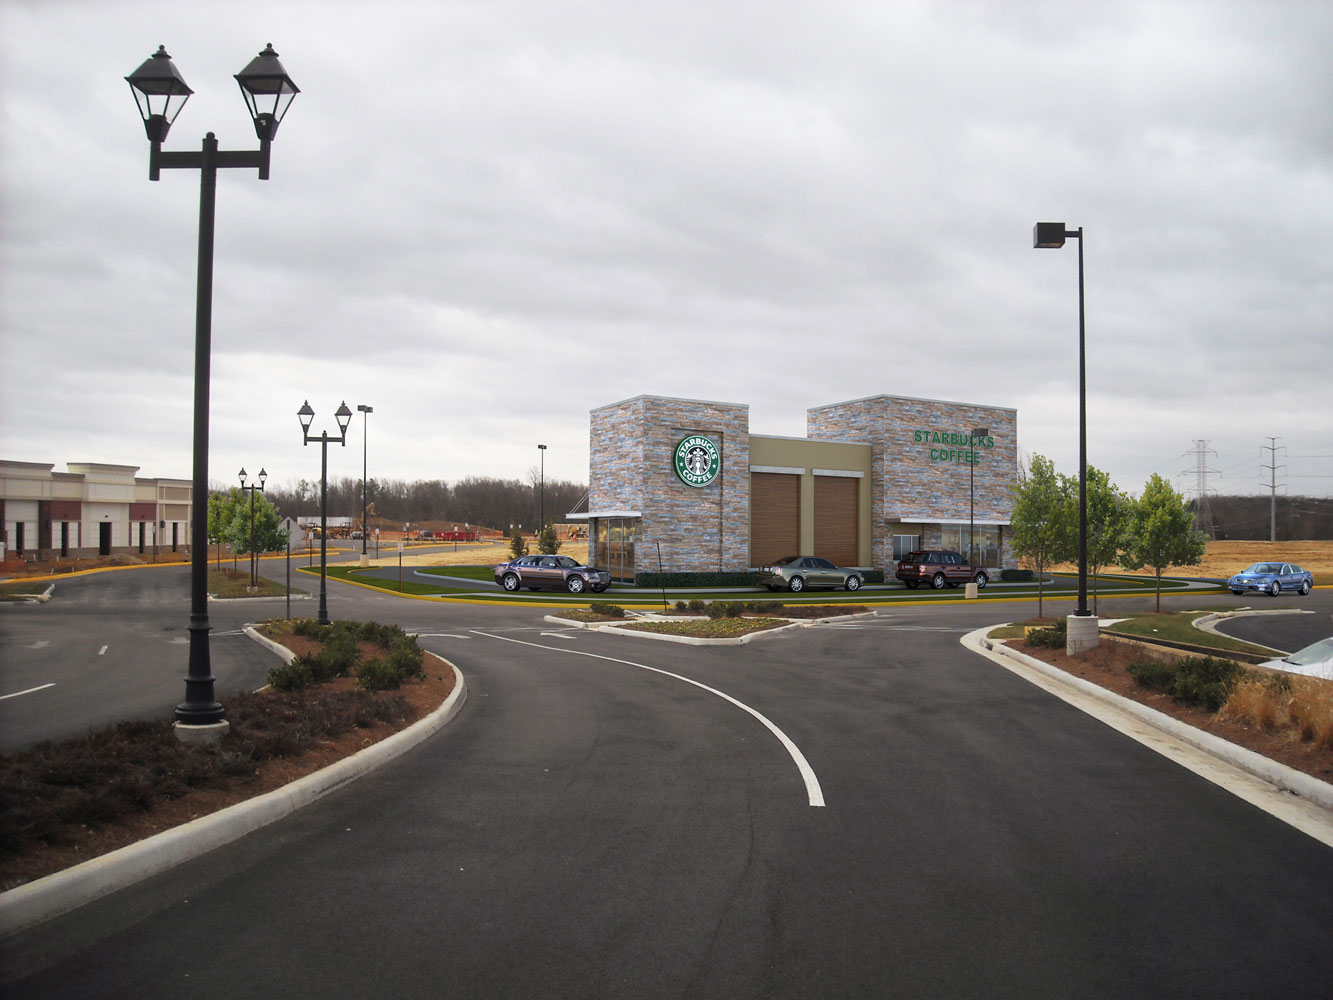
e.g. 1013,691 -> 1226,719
299,401 -> 352,625
969,427 -> 988,570
1033,222 -> 1097,654
358,404 -> 373,561
127,43 -> 298,739
538,444 -> 547,528
238,467 -> 267,590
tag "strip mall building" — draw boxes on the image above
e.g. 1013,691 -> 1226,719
576,394 -> 1018,583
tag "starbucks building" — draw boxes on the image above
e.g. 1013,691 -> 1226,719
574,394 -> 1018,583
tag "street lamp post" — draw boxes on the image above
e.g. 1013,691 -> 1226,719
127,43 -> 298,739
968,427 -> 988,571
299,401 -> 353,626
538,444 -> 547,529
358,404 -> 373,563
238,467 -> 267,590
1033,222 -> 1098,654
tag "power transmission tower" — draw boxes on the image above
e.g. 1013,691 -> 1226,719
1181,439 -> 1219,537
1260,437 -> 1286,543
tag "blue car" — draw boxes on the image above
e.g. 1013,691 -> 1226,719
1227,562 -> 1314,597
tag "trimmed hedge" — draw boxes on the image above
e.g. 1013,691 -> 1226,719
634,569 -> 883,588
635,572 -> 758,588
1001,568 -> 1036,582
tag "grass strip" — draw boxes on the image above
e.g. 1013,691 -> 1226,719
1103,611 -> 1276,656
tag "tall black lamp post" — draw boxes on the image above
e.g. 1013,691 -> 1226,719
299,400 -> 352,625
538,444 -> 547,529
238,467 -> 267,590
1033,222 -> 1097,653
127,43 -> 298,738
968,427 -> 988,570
357,404 -> 373,560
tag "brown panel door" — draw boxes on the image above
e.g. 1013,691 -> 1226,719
750,473 -> 799,567
813,476 -> 858,566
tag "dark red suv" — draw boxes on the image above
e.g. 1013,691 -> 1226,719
895,550 -> 988,590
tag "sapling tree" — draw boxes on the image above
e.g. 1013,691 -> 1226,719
1120,473 -> 1208,611
1009,454 -> 1075,617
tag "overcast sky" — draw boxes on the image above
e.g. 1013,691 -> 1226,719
3,0 -> 1330,507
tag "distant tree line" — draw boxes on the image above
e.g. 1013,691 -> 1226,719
1190,495 -> 1333,541
261,475 -> 588,532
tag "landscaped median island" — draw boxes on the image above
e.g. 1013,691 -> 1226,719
553,601 -> 871,640
988,614 -> 1333,784
0,620 -> 455,892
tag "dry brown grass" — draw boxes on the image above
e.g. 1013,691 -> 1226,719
360,538 -> 589,568
1051,539 -> 1333,578
1221,674 -> 1333,750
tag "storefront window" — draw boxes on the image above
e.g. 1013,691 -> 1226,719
940,525 -> 1000,566
594,517 -> 639,582
892,534 -> 921,560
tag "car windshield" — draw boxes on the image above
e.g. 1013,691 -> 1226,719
1283,637 -> 1333,666
1245,563 -> 1283,574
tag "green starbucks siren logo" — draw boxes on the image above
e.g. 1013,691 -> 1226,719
674,435 -> 721,487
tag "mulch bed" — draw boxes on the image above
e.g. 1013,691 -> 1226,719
1013,637 -> 1333,784
0,647 -> 455,891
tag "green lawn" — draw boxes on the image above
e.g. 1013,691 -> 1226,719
1102,611 -> 1278,655
310,563 -> 1202,607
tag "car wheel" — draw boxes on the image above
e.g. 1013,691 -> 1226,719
788,576 -> 805,593
975,571 -> 988,589
1230,589 -> 1244,595
1269,580 -> 1281,597
905,580 -> 919,589
566,576 -> 586,594
502,573 -> 520,592
845,575 -> 861,591
931,573 -> 946,590
1299,579 -> 1312,596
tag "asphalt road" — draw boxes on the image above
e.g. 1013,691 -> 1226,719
2,570 -> 1332,997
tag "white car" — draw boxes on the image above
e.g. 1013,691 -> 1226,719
1259,637 -> 1333,681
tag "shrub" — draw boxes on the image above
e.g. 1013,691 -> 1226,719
1128,655 -> 1245,711
1176,657 -> 1245,711
1027,619 -> 1067,649
595,604 -> 626,618
268,659 -> 316,692
722,601 -> 744,618
674,600 -> 688,612
687,599 -> 707,613
356,657 -> 402,691
1002,569 -> 1036,582
1127,657 -> 1177,695
536,524 -> 562,555
509,530 -> 528,560
705,601 -> 727,619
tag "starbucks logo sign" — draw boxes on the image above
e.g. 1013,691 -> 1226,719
673,435 -> 721,487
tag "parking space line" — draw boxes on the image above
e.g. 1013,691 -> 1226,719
472,630 -> 825,808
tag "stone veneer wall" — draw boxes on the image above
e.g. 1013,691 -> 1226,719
807,395 -> 1018,571
589,396 -> 750,574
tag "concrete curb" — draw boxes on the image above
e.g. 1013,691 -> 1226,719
965,629 -> 1333,813
243,625 -> 297,664
0,659 -> 467,939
